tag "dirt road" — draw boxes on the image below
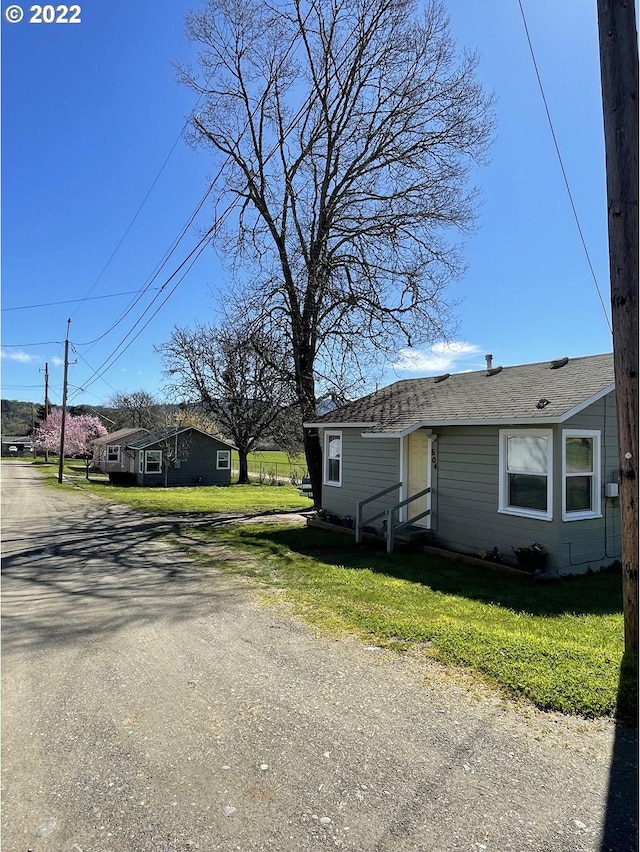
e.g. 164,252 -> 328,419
1,461 -> 636,851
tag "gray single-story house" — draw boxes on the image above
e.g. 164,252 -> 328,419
123,426 -> 236,487
92,428 -> 149,477
305,353 -> 621,574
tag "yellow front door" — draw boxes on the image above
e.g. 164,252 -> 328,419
407,431 -> 431,528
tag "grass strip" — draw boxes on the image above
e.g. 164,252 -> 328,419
35,461 -> 312,513
185,521 -> 636,720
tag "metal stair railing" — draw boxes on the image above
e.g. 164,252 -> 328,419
355,482 -> 402,544
382,487 -> 431,554
355,484 -> 432,553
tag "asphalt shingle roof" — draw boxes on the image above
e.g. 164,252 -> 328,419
92,428 -> 147,446
311,353 -> 614,434
124,427 -> 235,450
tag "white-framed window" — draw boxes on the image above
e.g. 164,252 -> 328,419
324,431 -> 342,486
562,430 -> 601,520
107,445 -> 120,463
139,453 -> 143,474
499,429 -> 553,521
144,449 -> 162,473
217,450 -> 230,469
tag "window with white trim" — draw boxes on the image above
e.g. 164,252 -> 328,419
499,429 -> 553,520
324,431 -> 342,486
562,430 -> 601,520
144,449 -> 162,473
107,445 -> 120,463
139,453 -> 143,474
217,450 -> 230,469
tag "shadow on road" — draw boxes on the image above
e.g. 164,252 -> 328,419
1,503 -> 268,653
599,651 -> 639,851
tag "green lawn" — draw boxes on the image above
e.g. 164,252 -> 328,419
30,458 -> 635,720
230,450 -> 308,482
182,522 -> 636,721
38,461 -> 312,513
233,450 -> 306,465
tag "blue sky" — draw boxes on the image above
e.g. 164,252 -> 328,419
1,0 -> 615,409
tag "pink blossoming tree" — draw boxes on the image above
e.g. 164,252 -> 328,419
33,410 -> 107,477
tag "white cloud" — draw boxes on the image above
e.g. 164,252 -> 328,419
51,357 -> 64,367
1,349 -> 39,364
391,342 -> 483,374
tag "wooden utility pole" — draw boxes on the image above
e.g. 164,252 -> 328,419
597,0 -> 639,655
43,361 -> 50,463
57,321 -> 71,485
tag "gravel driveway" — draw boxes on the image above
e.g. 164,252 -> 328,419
1,461 -> 637,851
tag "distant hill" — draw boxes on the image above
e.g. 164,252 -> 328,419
1,400 -> 37,436
1,399 -> 182,438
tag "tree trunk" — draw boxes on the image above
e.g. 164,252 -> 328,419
303,428 -> 323,511
237,449 -> 250,484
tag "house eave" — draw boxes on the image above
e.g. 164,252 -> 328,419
359,416 -> 569,437
558,384 -> 615,422
303,421 -> 376,430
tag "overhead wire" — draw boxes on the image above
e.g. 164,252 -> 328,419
1,289 -> 161,313
69,98 -> 206,319
517,0 -> 612,335
74,175 -> 220,349
68,229 -> 214,399
67,2 -> 359,399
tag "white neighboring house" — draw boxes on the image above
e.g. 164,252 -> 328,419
92,428 -> 149,479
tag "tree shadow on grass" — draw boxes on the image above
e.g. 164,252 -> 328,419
220,524 -> 625,617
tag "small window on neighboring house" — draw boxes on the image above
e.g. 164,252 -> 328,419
145,449 -> 162,473
563,430 -> 601,520
217,450 -> 230,469
139,454 -> 143,474
499,430 -> 552,520
107,445 -> 120,463
324,431 -> 342,486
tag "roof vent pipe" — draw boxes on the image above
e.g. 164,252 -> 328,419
485,354 -> 493,370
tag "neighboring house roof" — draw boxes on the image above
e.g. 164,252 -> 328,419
92,428 -> 148,446
306,353 -> 615,436
124,426 -> 237,450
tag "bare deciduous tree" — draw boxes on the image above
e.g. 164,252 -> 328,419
159,322 -> 298,483
181,0 -> 494,504
107,391 -> 163,431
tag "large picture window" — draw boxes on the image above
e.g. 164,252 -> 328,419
499,430 -> 552,520
144,449 -> 162,473
324,431 -> 342,486
562,430 -> 601,520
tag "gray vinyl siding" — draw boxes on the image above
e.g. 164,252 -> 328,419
319,393 -> 619,574
320,428 -> 401,520
135,431 -> 232,487
557,393 -> 621,571
432,427 -> 562,566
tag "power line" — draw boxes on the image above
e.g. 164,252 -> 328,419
73,178 -> 218,349
66,4 -> 352,398
517,0 -> 612,335
69,97 -> 207,320
1,288 -> 161,313
68,227 -> 214,400
1,341 -> 62,348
